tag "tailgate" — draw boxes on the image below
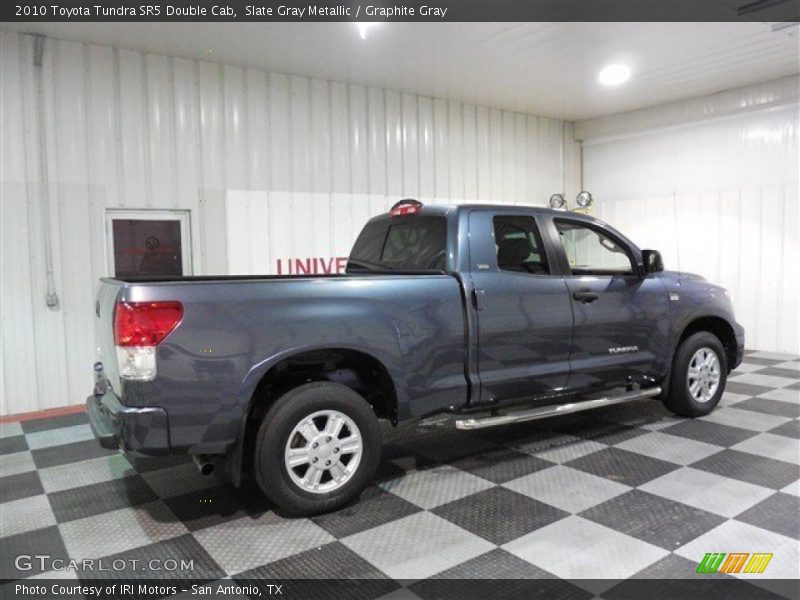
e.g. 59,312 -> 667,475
96,279 -> 124,393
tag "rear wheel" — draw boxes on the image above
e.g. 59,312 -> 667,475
254,382 -> 381,515
663,331 -> 727,417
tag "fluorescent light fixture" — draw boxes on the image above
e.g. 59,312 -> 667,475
598,64 -> 631,86
356,23 -> 379,40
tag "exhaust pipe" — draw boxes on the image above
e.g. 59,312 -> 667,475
192,455 -> 217,477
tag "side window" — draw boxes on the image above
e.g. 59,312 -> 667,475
555,219 -> 634,275
493,216 -> 550,275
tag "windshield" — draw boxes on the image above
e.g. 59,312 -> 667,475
347,216 -> 447,272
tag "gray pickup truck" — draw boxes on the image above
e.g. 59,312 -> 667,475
88,199 -> 744,514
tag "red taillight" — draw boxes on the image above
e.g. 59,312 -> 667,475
114,301 -> 183,347
390,198 -> 423,216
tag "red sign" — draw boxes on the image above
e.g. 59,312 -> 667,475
276,257 -> 349,275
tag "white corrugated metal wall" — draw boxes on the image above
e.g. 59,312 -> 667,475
0,30 -> 579,415
577,76 -> 800,355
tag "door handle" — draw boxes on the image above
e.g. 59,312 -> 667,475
472,288 -> 486,311
572,290 -> 599,303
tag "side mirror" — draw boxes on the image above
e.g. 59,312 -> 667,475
642,249 -> 664,274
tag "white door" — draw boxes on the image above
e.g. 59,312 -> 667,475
105,210 -> 192,277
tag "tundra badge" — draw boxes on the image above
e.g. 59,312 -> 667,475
608,346 -> 639,354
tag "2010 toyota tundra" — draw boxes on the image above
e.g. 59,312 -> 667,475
88,199 -> 744,514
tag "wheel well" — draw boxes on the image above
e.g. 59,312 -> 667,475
679,316 -> 737,372
240,348 -> 397,479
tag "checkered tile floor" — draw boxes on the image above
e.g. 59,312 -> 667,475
1,351 -> 799,598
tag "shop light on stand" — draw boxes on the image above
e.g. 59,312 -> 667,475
549,192 -> 594,212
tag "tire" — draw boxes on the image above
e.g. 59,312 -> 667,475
254,382 -> 381,515
663,331 -> 728,417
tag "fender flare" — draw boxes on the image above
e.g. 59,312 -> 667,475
227,344 -> 402,486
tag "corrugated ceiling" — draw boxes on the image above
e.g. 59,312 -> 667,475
2,22 -> 798,119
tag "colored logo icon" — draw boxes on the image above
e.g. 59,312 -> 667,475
696,552 -> 773,574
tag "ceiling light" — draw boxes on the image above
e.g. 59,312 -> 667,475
549,194 -> 565,209
356,23 -> 379,40
598,64 -> 631,87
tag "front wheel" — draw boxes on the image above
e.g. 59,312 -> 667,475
254,382 -> 381,515
663,332 -> 727,417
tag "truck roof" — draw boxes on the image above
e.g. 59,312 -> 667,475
371,202 -> 603,224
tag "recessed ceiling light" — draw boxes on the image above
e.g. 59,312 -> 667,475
356,23 -> 379,40
598,64 -> 631,86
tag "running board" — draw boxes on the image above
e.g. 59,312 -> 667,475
455,386 -> 662,430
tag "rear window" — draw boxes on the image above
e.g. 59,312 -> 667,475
348,217 -> 447,272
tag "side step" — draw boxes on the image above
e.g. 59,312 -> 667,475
455,386 -> 662,430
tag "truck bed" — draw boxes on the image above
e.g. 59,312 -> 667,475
103,270 -> 446,284
95,271 -> 469,455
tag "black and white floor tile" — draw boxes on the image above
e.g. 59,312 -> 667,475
1,351 -> 798,598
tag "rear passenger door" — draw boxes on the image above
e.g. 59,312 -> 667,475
468,210 -> 573,405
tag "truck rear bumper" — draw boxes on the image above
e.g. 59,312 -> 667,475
86,390 -> 170,454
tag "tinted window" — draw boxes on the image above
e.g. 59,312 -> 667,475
493,216 -> 549,275
348,217 -> 447,272
112,219 -> 183,277
555,219 -> 633,275
348,221 -> 388,268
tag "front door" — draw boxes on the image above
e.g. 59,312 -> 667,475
551,217 -> 670,390
468,210 -> 574,405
